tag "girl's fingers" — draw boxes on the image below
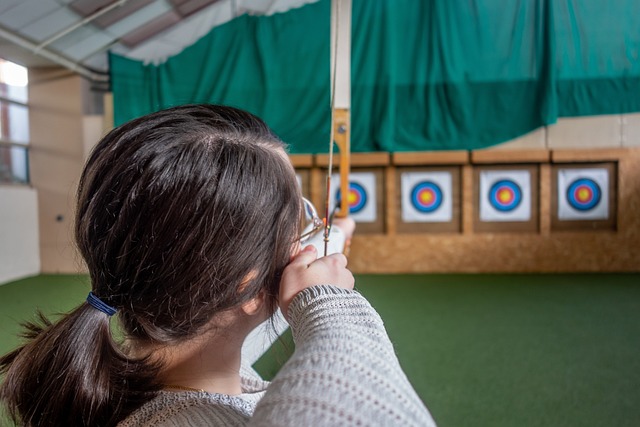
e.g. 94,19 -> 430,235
290,244 -> 318,268
279,246 -> 354,319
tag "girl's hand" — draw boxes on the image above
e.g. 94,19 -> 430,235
279,245 -> 354,320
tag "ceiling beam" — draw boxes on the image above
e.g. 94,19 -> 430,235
35,0 -> 129,53
0,25 -> 109,83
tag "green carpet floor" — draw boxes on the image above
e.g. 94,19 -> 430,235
1,273 -> 639,426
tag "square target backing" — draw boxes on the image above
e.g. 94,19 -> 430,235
473,164 -> 540,233
396,166 -> 462,233
551,162 -> 617,232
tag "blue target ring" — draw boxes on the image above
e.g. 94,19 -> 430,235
488,180 -> 522,212
410,181 -> 443,213
336,182 -> 368,214
566,178 -> 601,211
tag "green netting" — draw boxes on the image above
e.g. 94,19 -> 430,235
110,0 -> 640,153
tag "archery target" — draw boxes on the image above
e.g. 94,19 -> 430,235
401,171 -> 452,222
558,168 -> 609,220
329,172 -> 377,222
489,180 -> 522,212
567,179 -> 601,211
336,181 -> 367,213
480,170 -> 531,222
413,183 -> 442,212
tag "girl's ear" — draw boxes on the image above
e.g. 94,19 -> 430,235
238,271 -> 268,317
241,292 -> 266,316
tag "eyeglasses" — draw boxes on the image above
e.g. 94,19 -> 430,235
299,197 -> 324,243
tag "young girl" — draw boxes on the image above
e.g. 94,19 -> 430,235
0,105 -> 436,426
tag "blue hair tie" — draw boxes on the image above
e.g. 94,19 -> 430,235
86,292 -> 117,316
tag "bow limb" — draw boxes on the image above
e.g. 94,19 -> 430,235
332,109 -> 350,219
329,0 -> 352,254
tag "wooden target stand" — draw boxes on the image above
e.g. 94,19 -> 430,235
290,147 -> 640,273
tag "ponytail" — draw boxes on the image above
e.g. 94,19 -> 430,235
0,301 -> 160,427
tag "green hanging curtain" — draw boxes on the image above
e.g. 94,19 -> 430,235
110,0 -> 640,153
110,1 -> 331,153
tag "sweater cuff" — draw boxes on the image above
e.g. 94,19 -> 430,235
287,285 -> 383,337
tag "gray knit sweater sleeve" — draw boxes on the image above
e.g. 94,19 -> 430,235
249,285 -> 436,427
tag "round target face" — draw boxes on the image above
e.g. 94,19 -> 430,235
566,178 -> 601,211
410,181 -> 443,213
336,182 -> 368,214
488,180 -> 522,212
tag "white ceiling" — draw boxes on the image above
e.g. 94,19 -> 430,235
0,0 -> 319,80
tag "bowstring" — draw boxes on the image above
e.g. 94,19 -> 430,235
324,0 -> 341,257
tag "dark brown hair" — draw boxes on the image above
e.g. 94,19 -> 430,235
0,104 -> 301,426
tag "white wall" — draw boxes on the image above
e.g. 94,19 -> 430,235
0,185 -> 40,284
491,113 -> 640,150
29,69 -> 86,273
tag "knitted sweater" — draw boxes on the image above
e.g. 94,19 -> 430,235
118,285 -> 436,426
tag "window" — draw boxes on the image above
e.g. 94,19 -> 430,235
0,58 -> 29,184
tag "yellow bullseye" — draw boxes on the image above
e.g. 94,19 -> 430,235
420,191 -> 434,203
498,190 -> 512,203
577,188 -> 591,202
347,190 -> 358,204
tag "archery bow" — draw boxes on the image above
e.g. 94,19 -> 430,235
323,0 -> 352,256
